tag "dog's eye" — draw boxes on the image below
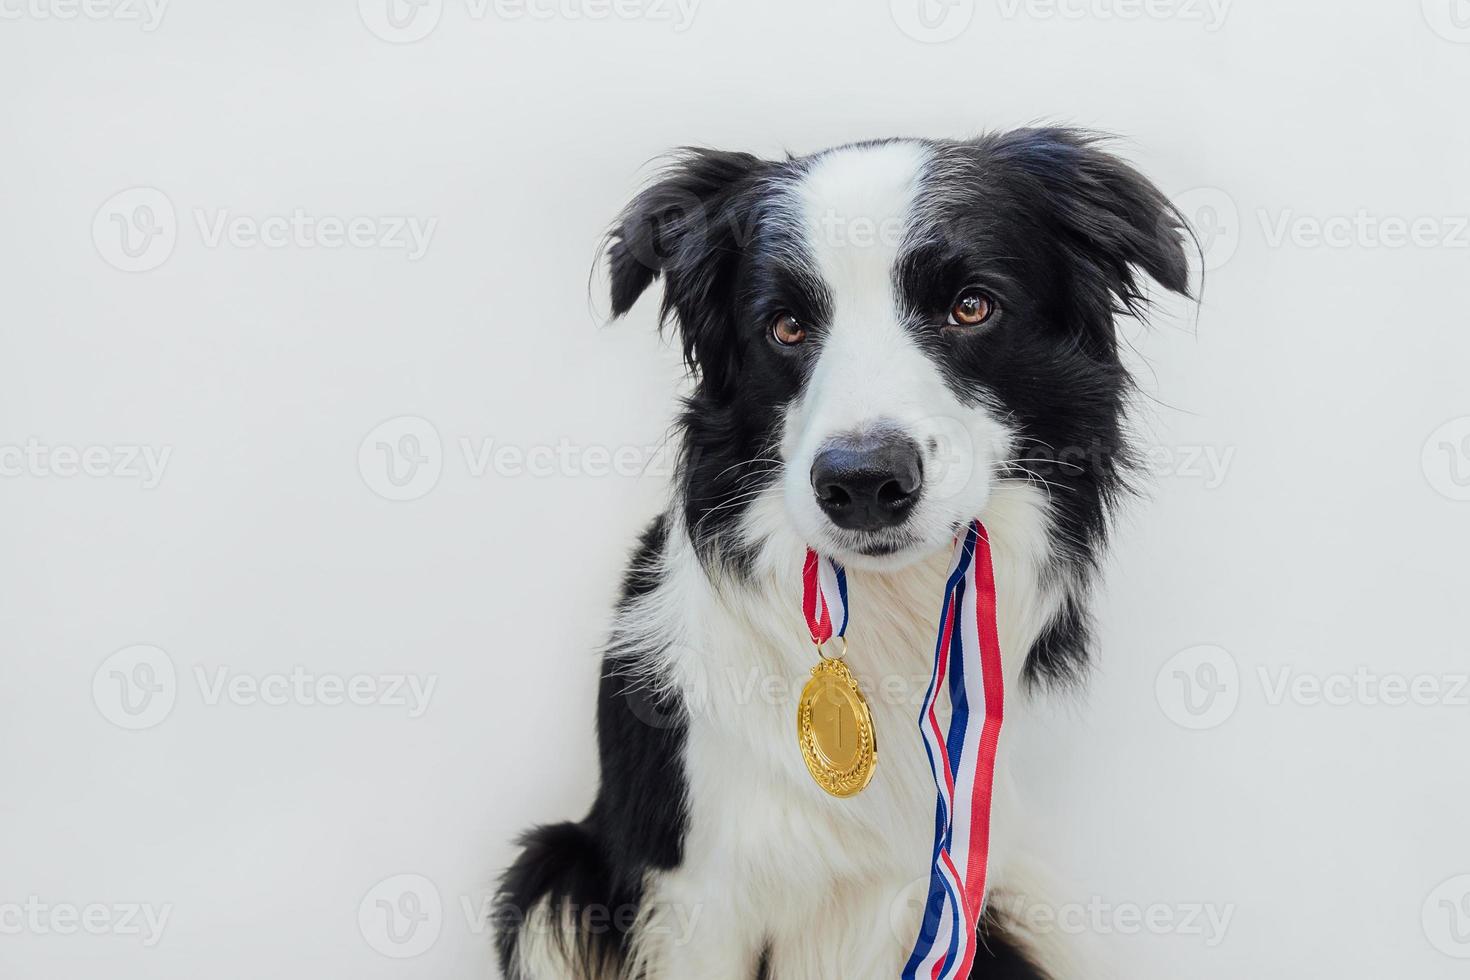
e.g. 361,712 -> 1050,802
947,289 -> 996,328
770,312 -> 807,346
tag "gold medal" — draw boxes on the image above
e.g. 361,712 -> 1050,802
796,639 -> 877,798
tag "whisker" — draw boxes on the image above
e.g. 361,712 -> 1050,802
708,455 -> 785,482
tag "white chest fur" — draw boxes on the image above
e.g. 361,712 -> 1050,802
617,484 -> 1063,979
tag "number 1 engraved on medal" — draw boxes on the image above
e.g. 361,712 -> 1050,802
797,657 -> 877,798
826,699 -> 845,753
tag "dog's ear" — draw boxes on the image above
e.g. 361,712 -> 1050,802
605,149 -> 768,390
984,128 -> 1192,343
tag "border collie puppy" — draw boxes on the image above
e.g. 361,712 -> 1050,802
496,129 -> 1190,979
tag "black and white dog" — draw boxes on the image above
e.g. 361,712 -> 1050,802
496,129 -> 1191,979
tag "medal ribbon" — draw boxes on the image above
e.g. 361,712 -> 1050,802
901,521 -> 1003,979
802,521 -> 1004,980
801,549 -> 849,646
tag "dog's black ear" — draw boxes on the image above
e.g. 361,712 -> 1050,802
605,149 -> 768,388
984,128 -> 1192,337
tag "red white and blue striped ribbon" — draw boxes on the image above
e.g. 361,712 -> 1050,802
901,520 -> 1004,979
801,549 -> 849,645
802,521 -> 1004,979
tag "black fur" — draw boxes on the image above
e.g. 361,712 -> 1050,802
495,516 -> 688,978
607,148 -> 823,570
496,130 -> 1190,978
898,129 -> 1192,685
970,909 -> 1056,979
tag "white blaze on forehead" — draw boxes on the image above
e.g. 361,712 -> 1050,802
795,140 -> 930,311
773,141 -> 1011,562
788,141 -> 943,440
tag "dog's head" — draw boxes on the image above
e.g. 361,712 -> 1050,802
607,130 -> 1190,573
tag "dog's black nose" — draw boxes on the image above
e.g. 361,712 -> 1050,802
810,432 -> 923,531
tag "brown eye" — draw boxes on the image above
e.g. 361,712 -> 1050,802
771,312 -> 806,346
947,289 -> 996,328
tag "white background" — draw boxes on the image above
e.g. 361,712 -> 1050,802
3,1 -> 1469,977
